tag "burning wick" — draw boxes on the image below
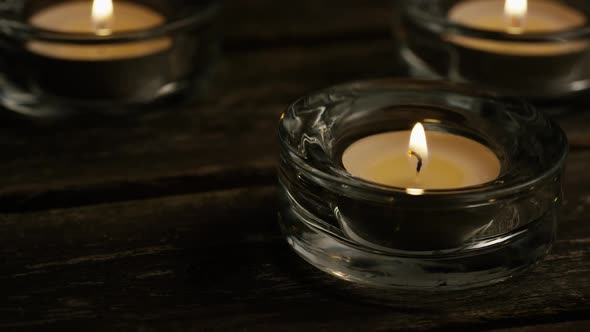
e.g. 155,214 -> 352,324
408,150 -> 423,174
507,15 -> 525,33
504,0 -> 527,34
92,0 -> 114,36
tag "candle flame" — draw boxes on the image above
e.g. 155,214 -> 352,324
504,0 -> 527,34
92,0 -> 114,36
408,122 -> 428,173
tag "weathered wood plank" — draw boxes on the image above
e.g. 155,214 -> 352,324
557,108 -> 590,149
0,36 -> 586,212
0,39 -> 396,212
1,151 -> 589,331
0,1 -> 587,330
0,0 -> 586,215
222,0 -> 392,49
490,321 -> 590,332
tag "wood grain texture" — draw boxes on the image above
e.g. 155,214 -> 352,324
0,0 -> 397,212
0,1 -> 589,330
490,321 -> 590,332
1,151 -> 590,331
0,0 -> 584,212
0,37 -> 585,212
222,0 -> 392,49
558,107 -> 590,149
0,39 -> 396,212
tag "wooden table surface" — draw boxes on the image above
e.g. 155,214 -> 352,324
1,1 -> 590,330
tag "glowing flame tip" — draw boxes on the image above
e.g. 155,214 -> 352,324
504,0 -> 527,33
505,0 -> 527,16
92,0 -> 114,36
408,122 -> 429,166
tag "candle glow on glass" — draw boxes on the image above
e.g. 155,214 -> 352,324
28,1 -> 171,61
504,0 -> 527,33
447,0 -> 588,55
342,124 -> 501,191
92,0 -> 114,36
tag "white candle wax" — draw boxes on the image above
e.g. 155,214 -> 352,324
447,0 -> 588,55
28,1 -> 171,60
342,130 -> 501,190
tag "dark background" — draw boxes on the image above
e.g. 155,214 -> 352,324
0,0 -> 589,330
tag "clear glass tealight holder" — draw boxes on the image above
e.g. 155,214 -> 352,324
393,0 -> 590,101
0,0 -> 220,117
278,79 -> 568,290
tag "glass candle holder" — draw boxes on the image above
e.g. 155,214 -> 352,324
0,0 -> 220,117
278,79 -> 568,290
393,0 -> 590,101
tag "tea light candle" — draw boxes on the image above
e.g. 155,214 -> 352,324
22,0 -> 179,101
342,123 -> 501,191
279,79 -> 568,288
28,0 -> 171,60
399,0 -> 590,99
447,0 -> 588,55
0,0 -> 218,116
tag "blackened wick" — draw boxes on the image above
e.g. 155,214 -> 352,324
408,150 -> 423,173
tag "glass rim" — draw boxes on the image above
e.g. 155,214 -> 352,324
403,0 -> 590,43
0,0 -> 220,44
279,78 -> 569,204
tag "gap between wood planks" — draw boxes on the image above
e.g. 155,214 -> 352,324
220,0 -> 392,52
0,163 -> 276,213
1,147 -> 588,214
223,31 -> 392,53
0,116 -> 586,214
0,42 -> 584,213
